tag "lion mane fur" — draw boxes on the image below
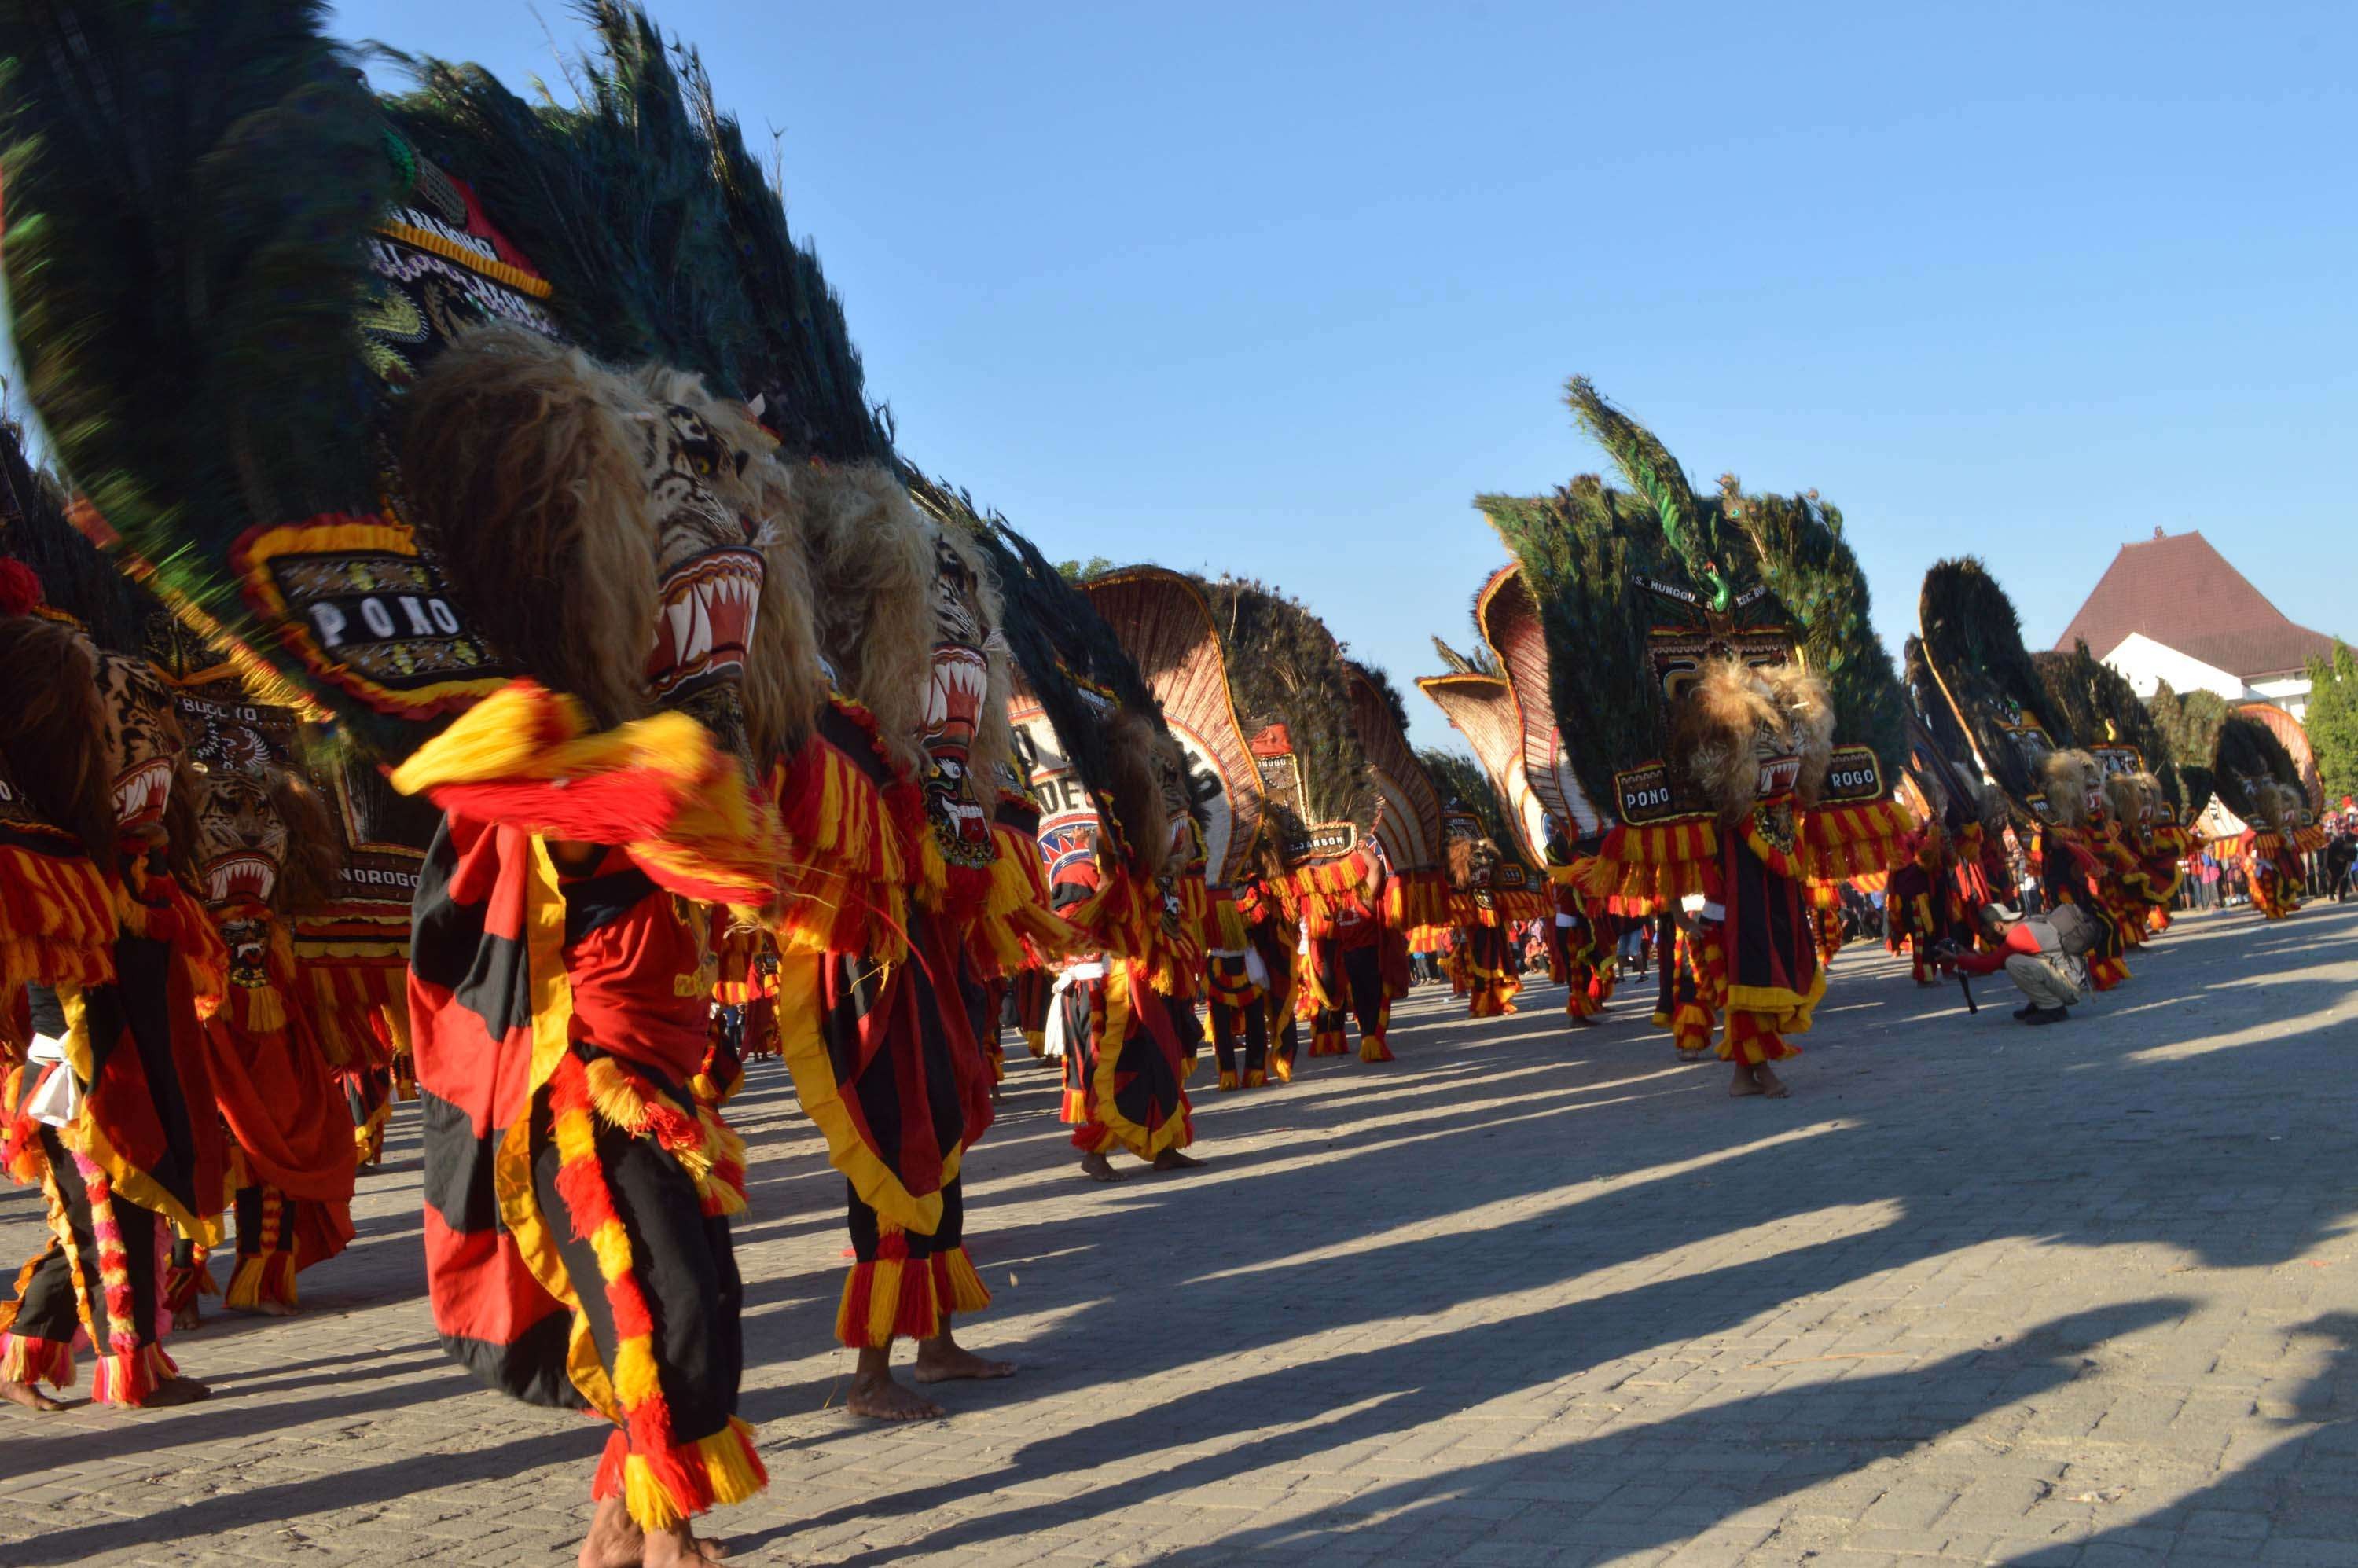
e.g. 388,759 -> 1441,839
1974,780 -> 2011,835
793,461 -> 937,773
0,615 -> 118,873
270,767 -> 346,914
1672,659 -> 1783,825
2040,749 -> 2102,830
2251,779 -> 2301,833
398,325 -> 660,732
1761,662 -> 1837,806
1102,707 -> 1173,873
2103,770 -> 2147,828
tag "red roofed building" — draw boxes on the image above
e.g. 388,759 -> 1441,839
2055,528 -> 2341,720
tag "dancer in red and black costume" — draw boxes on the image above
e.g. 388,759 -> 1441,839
2035,751 -> 2130,992
1544,832 -> 1619,1027
1303,870 -> 1400,1061
398,332 -> 791,1566
1,564 -> 226,1412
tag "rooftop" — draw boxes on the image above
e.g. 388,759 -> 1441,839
2055,528 -> 2339,681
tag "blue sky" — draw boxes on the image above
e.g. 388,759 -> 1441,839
324,2 -> 2355,751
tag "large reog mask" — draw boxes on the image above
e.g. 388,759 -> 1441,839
2040,751 -> 2106,830
1673,659 -> 1808,825
400,329 -> 776,747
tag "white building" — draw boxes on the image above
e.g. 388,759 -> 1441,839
2055,529 -> 2341,720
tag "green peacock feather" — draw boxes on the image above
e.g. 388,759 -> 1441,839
0,0 -> 395,661
678,43 -> 894,464
1721,478 -> 1908,779
1196,575 -> 1377,852
1918,558 -> 2077,810
384,2 -> 755,395
2212,714 -> 2301,825
1566,378 -> 1729,612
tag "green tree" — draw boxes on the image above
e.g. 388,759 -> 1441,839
1055,555 -> 1117,582
2303,642 -> 2358,802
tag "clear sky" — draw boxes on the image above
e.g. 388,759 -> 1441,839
325,0 -> 2355,751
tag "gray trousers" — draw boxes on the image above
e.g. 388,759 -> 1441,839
2004,953 -> 2082,1010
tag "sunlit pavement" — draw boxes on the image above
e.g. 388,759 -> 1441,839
4,902 -> 2356,1566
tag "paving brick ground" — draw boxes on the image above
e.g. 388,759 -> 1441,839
4,901 -> 2356,1566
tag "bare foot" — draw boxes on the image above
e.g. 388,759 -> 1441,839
847,1368 -> 944,1422
1754,1064 -> 1790,1099
1151,1148 -> 1203,1172
0,1379 -> 64,1412
1077,1151 -> 1123,1184
913,1335 -> 1017,1386
144,1375 -> 211,1407
1728,1063 -> 1764,1097
579,1496 -> 643,1568
172,1304 -> 201,1332
244,1299 -> 296,1319
644,1523 -> 729,1566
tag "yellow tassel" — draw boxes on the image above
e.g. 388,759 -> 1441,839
584,1056 -> 652,1133
866,1258 -> 905,1347
243,988 -> 287,1034
938,1250 -> 991,1314
623,1456 -> 687,1533
553,1107 -> 600,1165
613,1333 -> 663,1407
588,1220 -> 635,1289
223,1255 -> 268,1310
697,1419 -> 768,1505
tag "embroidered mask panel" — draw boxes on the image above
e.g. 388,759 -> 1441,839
95,650 -> 183,834
193,771 -> 286,906
921,534 -> 994,867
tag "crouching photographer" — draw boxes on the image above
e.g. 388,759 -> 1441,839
1937,902 -> 2098,1026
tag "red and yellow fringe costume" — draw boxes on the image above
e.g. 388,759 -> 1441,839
395,682 -> 772,1531
2040,823 -> 2130,990
1056,816 -> 1208,1158
1585,797 -> 1912,1069
1205,888 -> 1269,1090
2243,830 -> 2307,920
196,900 -> 359,1312
2,852 -> 231,1403
765,693 -> 1008,1351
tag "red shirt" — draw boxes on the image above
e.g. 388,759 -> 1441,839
558,846 -> 716,1084
1951,921 -> 2042,976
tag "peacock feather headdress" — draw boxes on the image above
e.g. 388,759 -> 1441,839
2033,641 -> 2183,817
1466,378 -> 1913,897
1917,557 -> 2077,819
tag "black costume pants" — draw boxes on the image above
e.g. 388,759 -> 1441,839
531,1108 -> 744,1448
6,1127 -> 163,1351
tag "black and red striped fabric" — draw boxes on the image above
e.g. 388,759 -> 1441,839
1719,832 -> 1817,1004
409,813 -> 585,1410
